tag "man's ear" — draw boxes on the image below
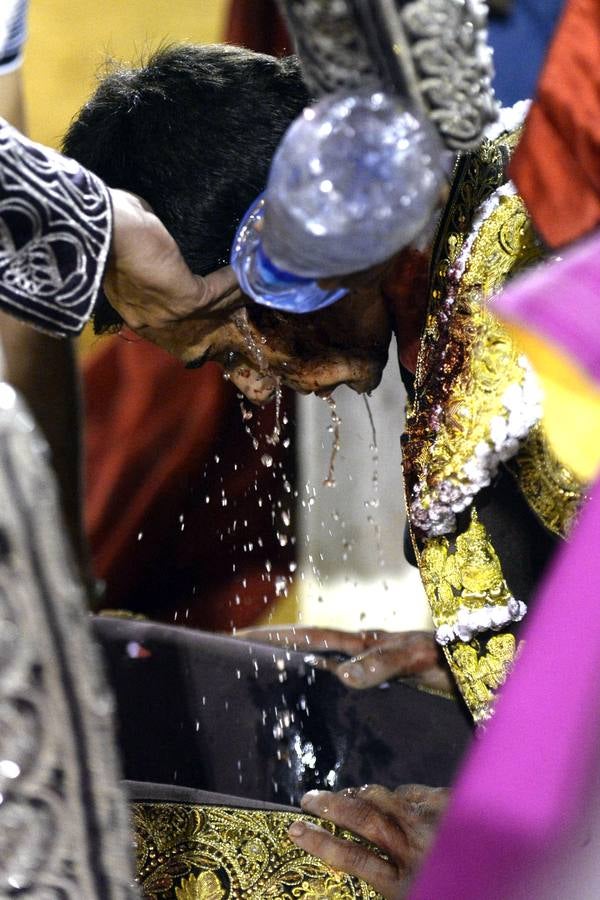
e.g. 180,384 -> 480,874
192,265 -> 246,316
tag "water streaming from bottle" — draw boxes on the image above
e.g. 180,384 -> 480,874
323,395 -> 341,488
363,395 -> 385,570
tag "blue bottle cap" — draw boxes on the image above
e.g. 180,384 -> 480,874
230,194 -> 348,314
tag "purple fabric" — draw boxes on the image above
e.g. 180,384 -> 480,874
493,232 -> 600,384
411,483 -> 600,898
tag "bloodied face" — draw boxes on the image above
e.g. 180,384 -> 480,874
141,264 -> 393,404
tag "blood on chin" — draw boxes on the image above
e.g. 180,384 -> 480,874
232,372 -> 379,405
223,351 -> 384,404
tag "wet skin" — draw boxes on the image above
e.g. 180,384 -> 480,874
138,249 -> 430,404
290,784 -> 449,899
136,247 -> 437,898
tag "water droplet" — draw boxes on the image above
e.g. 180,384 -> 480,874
261,454 -> 273,468
323,395 -> 341,488
0,760 -> 20,779
266,383 -> 283,446
363,395 -> 385,570
233,310 -> 269,373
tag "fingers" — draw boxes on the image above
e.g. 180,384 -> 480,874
287,820 -> 399,897
233,625 -> 370,656
192,266 -> 242,313
290,786 -> 447,897
335,632 -> 440,689
107,187 -> 244,329
234,628 -> 449,690
300,789 -> 409,860
392,784 -> 450,823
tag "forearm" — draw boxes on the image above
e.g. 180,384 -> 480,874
0,66 -> 25,131
0,311 -> 91,586
0,58 -> 91,593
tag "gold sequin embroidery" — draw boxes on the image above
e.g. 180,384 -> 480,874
420,509 -> 513,628
424,129 -> 521,358
406,297 -> 533,532
509,423 -> 586,537
175,872 -> 225,900
461,194 -> 540,296
419,509 -> 517,722
447,634 -> 516,722
403,128 -> 550,721
133,802 -> 382,899
405,191 -> 544,523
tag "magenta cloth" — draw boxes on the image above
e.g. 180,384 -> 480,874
492,231 -> 600,383
411,483 -> 600,899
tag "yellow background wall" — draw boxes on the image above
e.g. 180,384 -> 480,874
20,0 -> 229,352
23,0 -> 229,148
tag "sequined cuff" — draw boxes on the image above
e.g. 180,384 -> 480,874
0,119 -> 113,336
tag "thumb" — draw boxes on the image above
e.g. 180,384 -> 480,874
192,265 -> 241,313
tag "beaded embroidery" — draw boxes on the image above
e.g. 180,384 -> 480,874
404,113 -> 585,721
509,423 -> 585,538
133,802 -> 382,899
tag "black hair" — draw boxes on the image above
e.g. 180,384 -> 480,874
63,43 -> 309,331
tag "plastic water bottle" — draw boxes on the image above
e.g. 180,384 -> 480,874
231,87 -> 444,313
231,194 -> 349,313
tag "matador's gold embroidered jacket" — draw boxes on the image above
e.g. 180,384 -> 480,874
402,110 -> 585,722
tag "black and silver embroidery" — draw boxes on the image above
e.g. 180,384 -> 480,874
0,119 -> 112,336
277,0 -> 498,150
0,375 -> 137,897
